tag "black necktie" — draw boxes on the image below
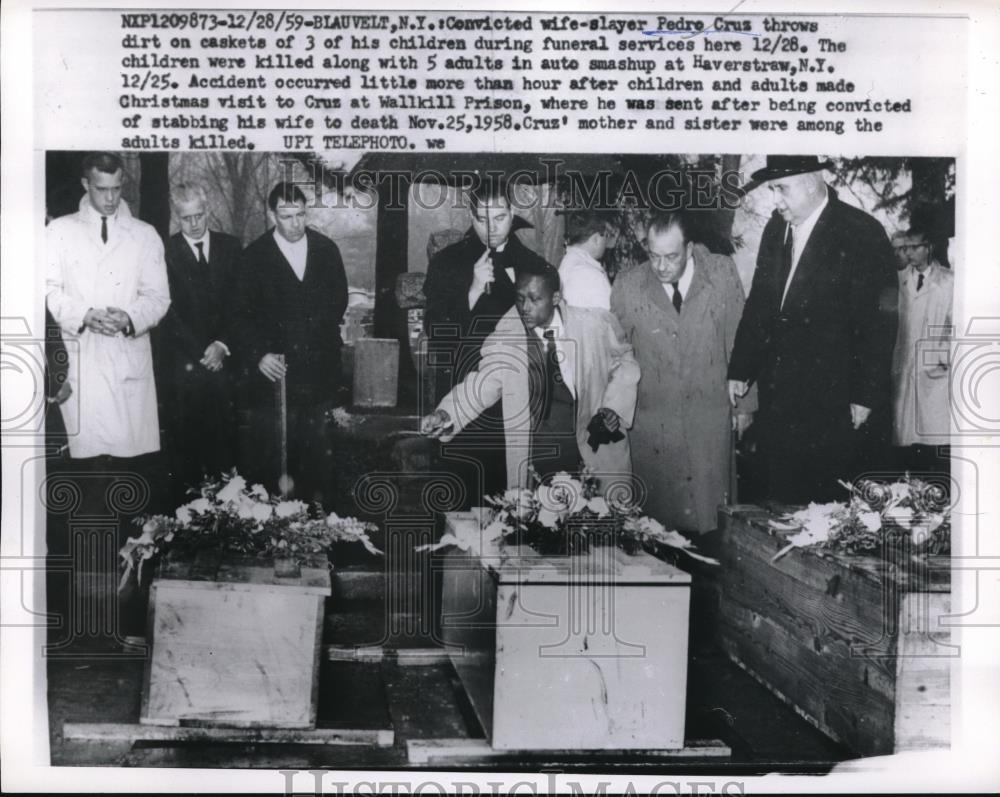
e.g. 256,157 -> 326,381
777,225 -> 794,303
671,282 -> 683,313
916,272 -> 924,291
100,216 -> 108,244
542,328 -> 559,421
195,241 -> 208,267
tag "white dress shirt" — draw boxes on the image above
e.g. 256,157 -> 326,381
558,245 -> 611,310
183,232 -> 210,262
781,191 -> 829,306
661,254 -> 696,304
532,308 -> 576,397
274,230 -> 308,281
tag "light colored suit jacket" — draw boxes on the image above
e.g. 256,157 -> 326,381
437,303 -> 640,492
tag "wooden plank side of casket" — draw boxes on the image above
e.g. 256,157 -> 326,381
715,506 -> 952,757
893,591 -> 952,752
141,580 -> 325,728
715,592 -> 896,757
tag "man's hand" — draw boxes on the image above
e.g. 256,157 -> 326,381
850,403 -> 871,429
732,412 -> 753,440
104,307 -> 133,335
597,407 -> 621,433
727,379 -> 749,407
258,353 -> 287,382
419,409 -> 453,439
201,341 -> 227,372
469,249 -> 495,304
82,308 -> 116,336
49,380 -> 73,405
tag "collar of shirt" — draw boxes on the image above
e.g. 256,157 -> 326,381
273,229 -> 309,280
662,253 -> 696,299
183,232 -> 210,261
789,190 -> 829,266
906,262 -> 940,290
532,307 -> 575,396
82,201 -> 120,228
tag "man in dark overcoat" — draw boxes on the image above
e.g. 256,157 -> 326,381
157,182 -> 242,502
728,156 -> 898,504
422,179 -> 552,504
232,182 -> 348,506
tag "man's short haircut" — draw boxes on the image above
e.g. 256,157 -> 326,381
903,227 -> 930,245
646,210 -> 691,243
268,182 -> 308,212
468,177 -> 514,214
565,210 -> 608,245
170,182 -> 208,209
81,152 -> 124,178
515,259 -> 561,296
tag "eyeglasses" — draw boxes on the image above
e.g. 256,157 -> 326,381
894,243 -> 928,252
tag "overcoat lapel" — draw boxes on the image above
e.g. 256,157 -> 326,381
782,201 -> 834,311
642,266 -> 677,327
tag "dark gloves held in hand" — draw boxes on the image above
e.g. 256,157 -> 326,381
586,412 -> 624,453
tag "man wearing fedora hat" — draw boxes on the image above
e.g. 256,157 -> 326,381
727,155 -> 898,504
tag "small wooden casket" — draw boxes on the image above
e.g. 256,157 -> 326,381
713,505 -> 951,757
140,555 -> 331,728
440,512 -> 692,751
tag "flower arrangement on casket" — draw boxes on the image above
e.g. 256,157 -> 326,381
419,469 -> 718,565
769,474 -> 951,562
118,471 -> 381,589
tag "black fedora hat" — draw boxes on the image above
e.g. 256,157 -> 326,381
743,155 -> 834,192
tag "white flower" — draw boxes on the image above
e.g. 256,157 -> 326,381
250,483 -> 269,500
482,518 -> 509,541
537,507 -> 560,529
187,497 -> 212,515
175,505 -> 192,524
216,475 -> 247,505
325,511 -> 342,525
885,506 -> 914,527
858,511 -> 882,532
252,503 -> 273,523
889,482 -> 910,501
586,497 -> 610,517
142,519 -> 158,534
236,497 -> 256,520
538,480 -> 586,515
275,500 -> 307,519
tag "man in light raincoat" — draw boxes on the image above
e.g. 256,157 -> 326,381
46,152 -> 170,460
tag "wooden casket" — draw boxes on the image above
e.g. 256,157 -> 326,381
140,554 -> 331,728
440,512 -> 692,750
713,505 -> 951,757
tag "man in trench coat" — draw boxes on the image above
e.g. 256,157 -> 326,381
421,263 -> 640,493
46,151 -> 171,643
727,156 -> 898,504
612,211 -> 754,534
46,152 -> 171,461
891,227 -> 953,472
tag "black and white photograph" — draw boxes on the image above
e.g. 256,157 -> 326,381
3,2 -> 998,794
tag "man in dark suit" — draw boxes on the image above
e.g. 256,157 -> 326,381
233,182 -> 348,506
728,156 -> 898,504
422,179 -> 552,504
158,182 -> 242,502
